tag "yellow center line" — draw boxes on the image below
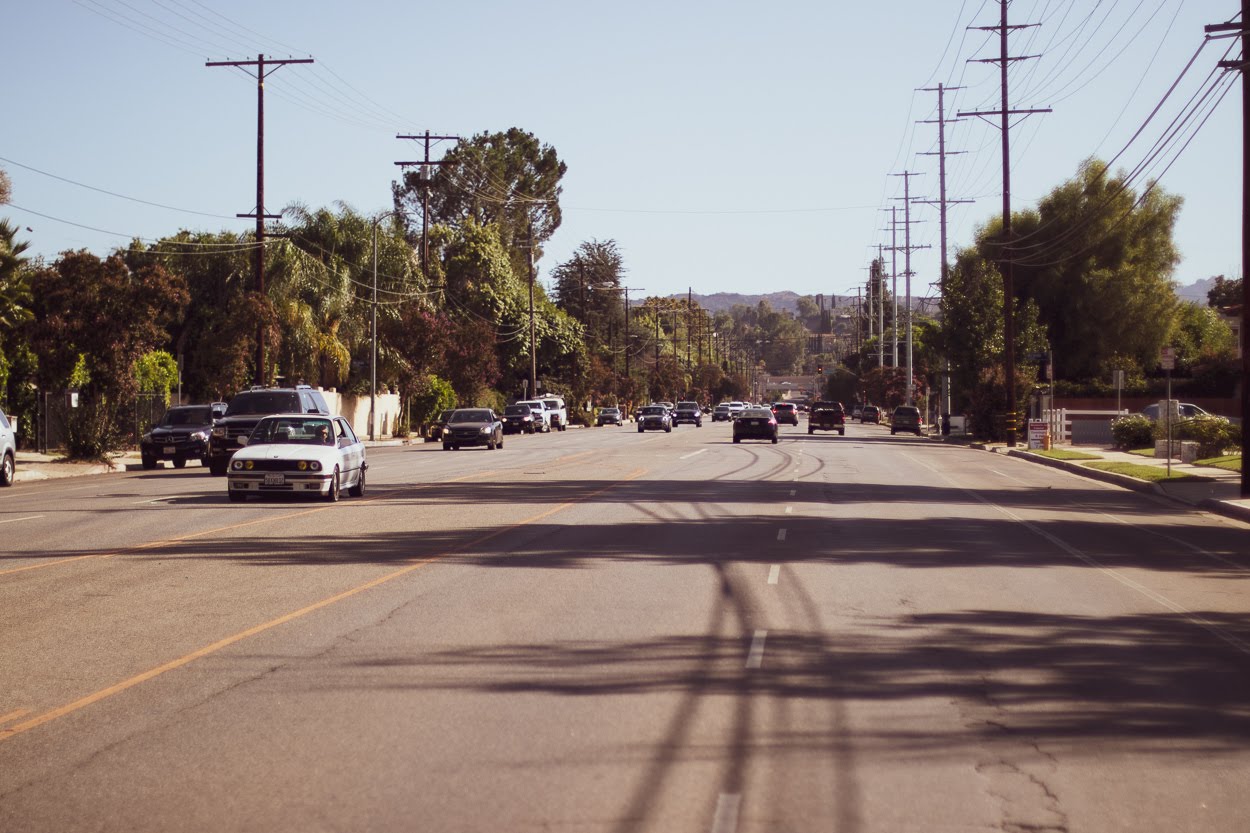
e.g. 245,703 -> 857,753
0,467 -> 647,744
0,470 -> 497,579
0,709 -> 30,726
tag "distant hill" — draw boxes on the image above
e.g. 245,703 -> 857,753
1175,277 -> 1216,303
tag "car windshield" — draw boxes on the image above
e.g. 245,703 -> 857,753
251,417 -> 335,446
159,407 -> 213,426
601,408 -> 619,414
677,402 -> 697,409
226,393 -> 301,416
504,405 -> 532,415
641,407 -> 666,415
438,410 -> 455,421
450,410 -> 492,423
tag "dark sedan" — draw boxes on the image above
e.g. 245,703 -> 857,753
140,404 -> 218,469
442,408 -> 505,450
502,404 -> 539,434
733,407 -> 778,443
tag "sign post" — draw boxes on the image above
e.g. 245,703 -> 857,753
1160,347 -> 1175,477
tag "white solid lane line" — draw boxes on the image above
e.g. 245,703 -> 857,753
746,630 -> 767,668
711,793 -> 742,833
767,565 -> 780,585
0,515 -> 45,525
784,506 -> 793,514
776,528 -> 786,541
680,449 -> 707,460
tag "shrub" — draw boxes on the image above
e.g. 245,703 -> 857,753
1170,414 -> 1238,457
1111,414 -> 1154,450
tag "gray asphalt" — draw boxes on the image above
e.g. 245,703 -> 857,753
2,420 -> 1249,832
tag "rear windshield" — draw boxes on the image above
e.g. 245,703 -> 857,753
226,392 -> 301,416
160,407 -> 213,426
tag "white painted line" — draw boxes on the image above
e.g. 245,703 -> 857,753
746,630 -> 767,669
0,515 -> 44,525
680,449 -> 707,460
789,490 -> 796,497
711,793 -> 741,833
776,528 -> 787,541
767,565 -> 780,585
784,506 -> 793,514
990,469 -> 1012,478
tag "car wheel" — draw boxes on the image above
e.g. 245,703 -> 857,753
891,429 -> 897,435
497,437 -> 504,449
209,459 -> 228,477
733,436 -> 741,443
665,426 -> 671,433
772,435 -> 778,444
325,468 -> 341,502
172,457 -> 187,469
839,428 -> 845,436
348,468 -> 365,498
0,452 -> 13,487
638,426 -> 644,433
443,443 -> 452,451
141,454 -> 157,470
487,438 -> 496,450
228,489 -> 246,503
807,428 -> 814,435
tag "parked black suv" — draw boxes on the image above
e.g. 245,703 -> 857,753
207,386 -> 331,476
140,404 -> 222,469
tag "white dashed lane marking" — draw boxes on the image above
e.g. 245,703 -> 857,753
767,565 -> 780,585
711,793 -> 742,833
746,630 -> 767,668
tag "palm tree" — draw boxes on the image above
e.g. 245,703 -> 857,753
0,219 -> 32,332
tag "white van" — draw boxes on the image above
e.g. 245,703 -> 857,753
542,396 -> 568,432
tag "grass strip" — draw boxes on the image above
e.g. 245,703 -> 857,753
1127,448 -> 1155,457
1030,449 -> 1102,461
1084,461 -> 1212,483
1194,455 -> 1242,473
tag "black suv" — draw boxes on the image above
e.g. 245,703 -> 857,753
673,401 -> 703,427
140,404 -> 223,469
207,386 -> 331,476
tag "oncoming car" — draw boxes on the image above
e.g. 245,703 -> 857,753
637,405 -> 672,433
227,415 -> 366,502
442,408 -> 504,450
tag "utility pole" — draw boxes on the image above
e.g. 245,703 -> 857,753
528,223 -> 537,398
893,171 -> 932,406
877,245 -> 886,368
396,131 -> 460,275
207,54 -> 314,385
1207,5 -> 1250,496
919,83 -> 973,422
959,0 -> 1050,446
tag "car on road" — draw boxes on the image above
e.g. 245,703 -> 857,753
772,402 -> 798,425
443,408 -> 505,450
636,404 -> 672,433
502,404 -> 539,434
515,400 -> 550,432
712,403 -> 732,422
1141,402 -> 1210,421
673,401 -> 703,427
428,409 -> 455,442
733,407 -> 778,443
727,401 -> 746,418
140,404 -> 218,469
0,407 -> 15,487
596,406 -> 624,426
208,385 -> 331,476
808,401 -> 846,435
891,405 -> 924,436
860,405 -> 881,424
542,396 -> 568,432
227,414 -> 366,502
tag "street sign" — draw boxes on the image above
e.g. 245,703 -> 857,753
1160,346 -> 1175,370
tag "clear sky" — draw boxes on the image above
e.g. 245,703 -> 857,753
2,1 -> 1242,302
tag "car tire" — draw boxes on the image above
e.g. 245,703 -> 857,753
772,435 -> 778,444
839,428 -> 845,436
209,459 -> 228,477
173,457 -> 187,469
487,439 -> 496,450
325,469 -> 340,502
0,452 -> 13,487
228,489 -> 246,503
891,429 -> 897,435
733,436 -> 741,443
638,426 -> 644,433
443,443 -> 452,451
497,437 -> 503,449
808,428 -> 814,435
141,454 -> 157,470
348,469 -> 365,498
665,426 -> 671,433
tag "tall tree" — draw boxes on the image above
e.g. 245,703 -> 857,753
1206,275 -> 1243,308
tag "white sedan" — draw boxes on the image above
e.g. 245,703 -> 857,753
227,414 -> 366,502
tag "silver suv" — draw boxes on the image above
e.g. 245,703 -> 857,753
0,407 -> 16,487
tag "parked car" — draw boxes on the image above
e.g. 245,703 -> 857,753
542,396 -> 568,432
0,407 -> 16,487
227,414 -> 366,502
860,405 -> 881,424
772,402 -> 799,426
208,385 -> 331,476
596,406 -> 624,426
637,404 -> 672,433
502,404 -> 539,434
1141,402 -> 1210,421
712,403 -> 733,422
733,407 -> 778,443
140,404 -> 218,469
808,401 -> 846,435
515,400 -> 550,432
891,405 -> 924,436
442,408 -> 505,450
673,401 -> 703,427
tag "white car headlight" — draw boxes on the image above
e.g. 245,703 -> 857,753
191,430 -> 209,441
480,426 -> 492,434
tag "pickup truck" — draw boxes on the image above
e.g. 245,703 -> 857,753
807,401 -> 846,436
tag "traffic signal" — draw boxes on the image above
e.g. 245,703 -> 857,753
817,363 -> 823,375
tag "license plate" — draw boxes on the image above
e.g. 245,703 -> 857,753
163,446 -> 176,454
264,473 -> 285,486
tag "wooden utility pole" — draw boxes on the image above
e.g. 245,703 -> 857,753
396,131 -> 460,275
892,171 -> 931,406
1206,5 -> 1250,496
959,1 -> 1050,446
207,54 -> 313,385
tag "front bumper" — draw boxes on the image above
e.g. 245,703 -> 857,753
228,472 -> 332,496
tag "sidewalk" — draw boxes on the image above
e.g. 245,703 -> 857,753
977,441 -> 1250,525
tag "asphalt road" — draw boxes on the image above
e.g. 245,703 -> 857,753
2,419 -> 1249,832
